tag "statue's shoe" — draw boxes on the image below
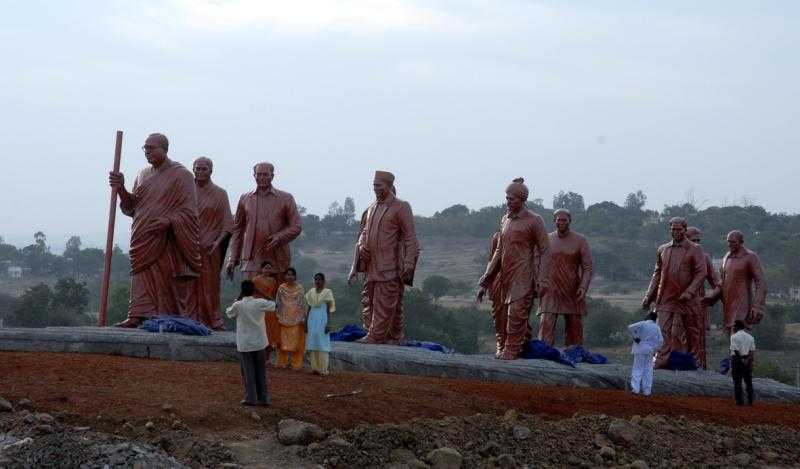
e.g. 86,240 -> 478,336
113,318 -> 142,328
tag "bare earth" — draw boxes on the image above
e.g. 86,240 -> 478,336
2,351 -> 800,468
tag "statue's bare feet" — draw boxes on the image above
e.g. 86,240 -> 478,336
113,318 -> 142,328
497,352 -> 517,360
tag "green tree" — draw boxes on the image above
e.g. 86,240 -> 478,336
52,278 -> 89,315
552,191 -> 585,214
107,284 -> 131,325
9,283 -> 54,327
422,275 -> 453,303
624,190 -> 647,211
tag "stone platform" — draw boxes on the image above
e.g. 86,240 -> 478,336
2,327 -> 799,402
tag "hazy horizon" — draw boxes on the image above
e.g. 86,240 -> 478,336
2,1 -> 798,252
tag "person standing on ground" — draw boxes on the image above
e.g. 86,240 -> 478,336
225,280 -> 275,406
275,268 -> 307,370
730,320 -> 756,406
305,273 -> 336,375
252,261 -> 280,363
628,311 -> 664,396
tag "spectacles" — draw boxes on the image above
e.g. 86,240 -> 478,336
141,145 -> 164,152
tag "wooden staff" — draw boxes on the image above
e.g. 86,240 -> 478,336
98,130 -> 123,326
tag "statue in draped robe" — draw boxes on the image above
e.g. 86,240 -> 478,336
109,133 -> 201,327
192,157 -> 233,330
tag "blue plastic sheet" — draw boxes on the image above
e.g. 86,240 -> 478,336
402,340 -> 453,354
141,315 -> 212,336
329,324 -> 453,353
719,356 -> 731,375
667,351 -> 699,371
330,324 -> 367,342
563,345 -> 609,365
519,340 -> 575,367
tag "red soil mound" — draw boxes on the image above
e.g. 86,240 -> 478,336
1,352 -> 797,435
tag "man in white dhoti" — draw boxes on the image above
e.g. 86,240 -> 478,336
628,312 -> 664,396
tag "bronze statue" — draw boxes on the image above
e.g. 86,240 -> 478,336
478,178 -> 550,360
193,157 -> 234,330
686,226 -> 719,368
704,230 -> 766,335
642,217 -> 707,368
108,133 -> 201,327
348,171 -> 420,344
537,209 -> 593,346
485,230 -> 506,357
226,162 -> 302,282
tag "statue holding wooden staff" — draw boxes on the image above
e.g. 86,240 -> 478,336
108,133 -> 201,327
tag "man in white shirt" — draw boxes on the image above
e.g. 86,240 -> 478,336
226,280 -> 276,406
628,312 -> 664,396
730,320 -> 756,406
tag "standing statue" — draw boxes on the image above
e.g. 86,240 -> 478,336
704,230 -> 766,336
348,171 -> 420,345
486,229 -> 507,357
478,178 -> 550,360
108,133 -> 201,327
641,217 -> 706,368
226,162 -> 302,282
193,157 -> 234,330
537,209 -> 593,347
685,226 -> 719,368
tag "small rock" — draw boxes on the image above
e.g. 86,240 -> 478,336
277,419 -> 327,445
478,441 -> 501,457
607,419 -> 638,447
73,426 -> 91,432
23,414 -> 36,425
761,451 -> 779,463
0,397 -> 12,412
503,409 -> 518,422
171,419 -> 182,429
593,433 -> 612,449
16,399 -> 33,410
2,437 -> 33,450
144,421 -> 155,431
35,413 -> 54,424
512,425 -> 531,440
34,424 -> 55,435
493,453 -> 518,468
732,453 -> 751,466
599,446 -> 616,460
721,437 -> 736,450
427,447 -> 462,469
250,412 -> 261,421
162,403 -> 173,412
630,415 -> 642,425
123,422 -> 135,432
629,460 -> 649,469
327,437 -> 351,448
391,448 -> 418,462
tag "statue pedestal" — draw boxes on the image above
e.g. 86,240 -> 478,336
1,326 -> 798,402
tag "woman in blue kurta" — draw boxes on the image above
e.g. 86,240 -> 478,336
305,273 -> 336,375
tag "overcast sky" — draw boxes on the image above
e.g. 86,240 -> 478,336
1,0 -> 798,251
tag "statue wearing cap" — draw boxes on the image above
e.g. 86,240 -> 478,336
478,178 -> 551,360
348,170 -> 420,345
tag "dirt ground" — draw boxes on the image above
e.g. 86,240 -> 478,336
2,351 -> 799,435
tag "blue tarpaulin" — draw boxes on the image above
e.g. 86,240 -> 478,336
719,356 -> 731,375
667,351 -> 699,371
330,324 -> 453,353
330,324 -> 367,342
519,340 -> 575,367
563,345 -> 608,365
141,315 -> 212,336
